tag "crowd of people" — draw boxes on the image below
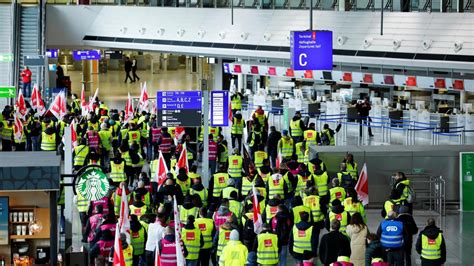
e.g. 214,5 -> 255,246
0,91 -> 447,266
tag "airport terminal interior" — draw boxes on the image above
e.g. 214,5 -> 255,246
0,1 -> 473,266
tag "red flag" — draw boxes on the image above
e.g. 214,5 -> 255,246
252,184 -> 263,234
15,89 -> 27,119
49,92 -> 67,120
174,127 -> 185,142
139,82 -> 149,113
70,121 -> 78,148
155,151 -> 169,185
88,88 -> 99,114
13,114 -> 23,142
114,183 -> 131,266
228,101 -> 233,121
173,196 -> 186,265
124,92 -> 134,123
80,85 -> 89,116
31,85 -> 45,116
355,163 -> 369,205
154,243 -> 161,266
113,223 -> 125,266
175,143 -> 189,175
276,153 -> 282,169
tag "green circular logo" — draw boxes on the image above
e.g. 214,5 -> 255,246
77,168 -> 110,201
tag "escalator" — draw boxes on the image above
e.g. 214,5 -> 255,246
0,4 -> 13,87
17,5 -> 41,90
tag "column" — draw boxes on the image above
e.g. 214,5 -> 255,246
213,58 -> 223,90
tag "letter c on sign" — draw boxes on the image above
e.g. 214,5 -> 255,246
299,53 -> 307,67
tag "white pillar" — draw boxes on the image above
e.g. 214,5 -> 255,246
213,58 -> 223,91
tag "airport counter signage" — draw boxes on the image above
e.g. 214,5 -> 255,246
290,30 -> 333,71
156,91 -> 202,127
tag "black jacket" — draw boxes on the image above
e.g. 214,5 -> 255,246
319,230 -> 351,266
270,210 -> 293,247
289,221 -> 319,260
397,213 -> 418,251
365,239 -> 385,266
325,205 -> 351,231
267,131 -> 281,156
416,225 -> 446,265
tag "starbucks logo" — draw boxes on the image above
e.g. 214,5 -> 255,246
77,168 -> 110,201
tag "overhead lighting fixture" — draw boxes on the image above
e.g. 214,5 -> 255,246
422,39 -> 432,50
240,32 -> 249,40
392,39 -> 401,50
177,29 -> 185,37
363,38 -> 373,49
218,31 -> 226,40
197,30 -> 206,38
337,36 -> 347,46
120,27 -> 128,34
263,33 -> 272,42
454,41 -> 463,52
139,27 -> 146,35
157,28 -> 165,36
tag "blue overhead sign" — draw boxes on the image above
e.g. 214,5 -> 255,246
72,50 -> 101,60
290,30 -> 333,71
211,91 -> 229,127
46,49 -> 59,58
157,91 -> 202,110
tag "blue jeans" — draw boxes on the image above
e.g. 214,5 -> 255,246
209,160 -> 217,176
31,136 -> 40,151
186,260 -> 198,266
279,245 -> 288,266
246,251 -> 257,266
22,82 -> 32,98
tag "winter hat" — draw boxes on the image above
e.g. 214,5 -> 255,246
229,230 -> 239,241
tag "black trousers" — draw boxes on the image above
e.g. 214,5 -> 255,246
198,248 -> 211,266
125,71 -> 133,82
359,117 -> 373,137
145,251 -> 155,266
132,67 -> 140,81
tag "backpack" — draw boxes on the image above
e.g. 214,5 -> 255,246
341,173 -> 355,189
321,132 -> 330,145
242,215 -> 256,246
406,185 -> 416,204
388,199 -> 402,213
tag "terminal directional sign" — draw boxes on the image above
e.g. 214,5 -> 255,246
156,91 -> 202,127
211,91 -> 229,127
24,55 -> 46,66
72,50 -> 101,61
0,53 -> 13,62
0,87 -> 16,98
290,30 -> 333,71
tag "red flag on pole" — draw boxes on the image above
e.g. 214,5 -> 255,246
70,121 -> 78,148
175,143 -> 189,175
113,183 -> 131,266
155,151 -> 169,185
49,92 -> 67,121
139,82 -> 149,113
124,92 -> 134,123
174,127 -> 185,142
154,243 -> 161,266
31,85 -> 45,116
275,153 -> 282,169
15,89 -> 27,119
173,196 -> 186,265
88,88 -> 99,113
80,85 -> 89,116
355,163 -> 369,205
113,223 -> 125,266
13,114 -> 23,142
228,101 -> 233,121
252,184 -> 263,234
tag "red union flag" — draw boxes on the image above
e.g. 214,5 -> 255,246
15,89 -> 27,119
124,92 -> 134,123
113,183 -> 131,266
175,143 -> 189,175
252,184 -> 263,234
80,85 -> 89,116
174,127 -> 185,141
156,151 -> 169,185
139,82 -> 149,113
13,114 -> 23,142
31,85 -> 46,116
355,163 -> 369,205
49,92 -> 67,120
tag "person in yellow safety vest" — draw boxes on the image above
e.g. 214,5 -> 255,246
248,123 -> 264,161
0,119 -> 13,151
266,169 -> 288,200
228,191 -> 242,222
330,178 -> 347,205
303,187 -> 326,229
98,123 -> 112,169
337,163 -> 357,190
217,136 -> 229,168
118,233 -> 134,266
149,153 -> 159,180
330,256 -> 354,266
228,149 -> 243,180
277,130 -> 294,161
307,153 -> 327,174
222,178 -> 239,200
254,143 -> 268,170
57,117 -> 67,138
256,223 -> 279,265
210,169 -> 229,204
73,137 -> 90,171
129,193 -> 148,219
295,142 -> 305,164
194,207 -> 215,265
303,123 -> 320,150
343,153 -> 358,180
76,192 -> 90,229
416,218 -> 446,266
215,222 -> 233,259
40,125 -> 57,151
289,211 -> 318,264
14,119 -> 27,151
251,105 -> 268,133
110,154 -> 127,184
289,111 -> 306,143
343,188 -> 367,223
241,174 -> 255,198
381,189 -> 405,219
113,182 -> 131,216
263,195 -> 283,224
219,229 -> 248,266
230,91 -> 243,113
198,126 -> 220,142
326,199 -> 351,235
180,195 -> 199,224
393,172 -> 413,212
182,215 -> 204,264
126,123 -> 142,149
321,123 -> 336,146
231,111 -> 245,152
176,167 -> 191,195
129,215 -> 147,260
189,176 -> 208,207
188,165 -> 201,180
295,164 -> 314,198
291,196 -> 313,224
313,167 -> 329,205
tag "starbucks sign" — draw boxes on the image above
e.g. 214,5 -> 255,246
77,168 -> 110,201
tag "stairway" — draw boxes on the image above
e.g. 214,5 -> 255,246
18,5 -> 40,88
0,5 -> 13,87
